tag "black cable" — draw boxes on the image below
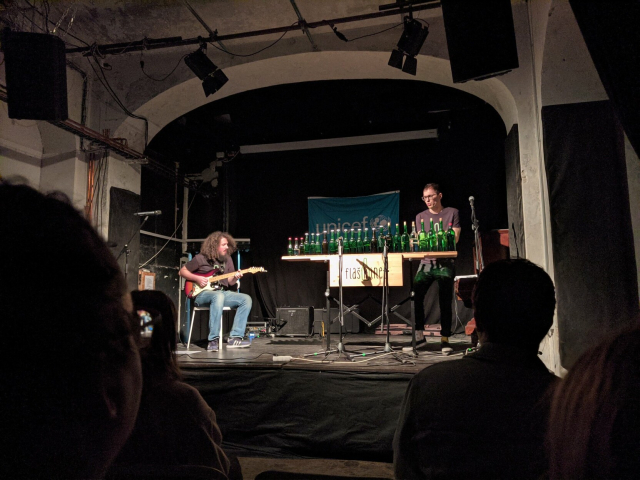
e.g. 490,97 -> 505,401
87,54 -> 149,147
207,21 -> 298,58
22,0 -> 92,47
328,21 -> 403,43
140,54 -> 188,82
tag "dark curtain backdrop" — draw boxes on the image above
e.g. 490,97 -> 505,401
225,106 -> 508,326
109,187 -> 141,292
505,125 -> 525,259
542,101 -> 639,368
570,0 -> 640,157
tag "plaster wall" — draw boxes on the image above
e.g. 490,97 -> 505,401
94,154 -> 141,240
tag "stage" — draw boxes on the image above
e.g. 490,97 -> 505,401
177,333 -> 472,463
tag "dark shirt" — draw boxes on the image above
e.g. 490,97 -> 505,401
416,207 -> 460,266
113,379 -> 230,474
393,343 -> 557,480
185,254 -> 235,288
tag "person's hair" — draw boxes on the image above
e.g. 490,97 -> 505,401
0,183 -> 140,478
548,328 -> 640,479
131,290 -> 181,384
423,183 -> 440,193
472,259 -> 555,347
200,231 -> 237,260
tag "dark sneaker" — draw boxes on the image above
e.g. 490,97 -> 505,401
441,340 -> 453,356
207,339 -> 219,351
227,337 -> 251,348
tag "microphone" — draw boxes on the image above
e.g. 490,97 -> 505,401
133,210 -> 162,216
469,196 -> 475,207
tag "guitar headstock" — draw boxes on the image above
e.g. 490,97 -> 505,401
247,266 -> 267,274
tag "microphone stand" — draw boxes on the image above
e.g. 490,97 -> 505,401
117,215 -> 150,283
337,236 -> 346,355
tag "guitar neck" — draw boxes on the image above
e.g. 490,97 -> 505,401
209,268 -> 251,283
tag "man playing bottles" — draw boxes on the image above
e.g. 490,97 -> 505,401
414,183 -> 461,355
179,231 -> 252,351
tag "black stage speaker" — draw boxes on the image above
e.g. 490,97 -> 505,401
441,0 -> 519,83
313,308 -> 361,334
276,307 -> 313,336
2,29 -> 68,120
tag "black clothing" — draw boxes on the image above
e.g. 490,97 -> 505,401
393,343 -> 557,480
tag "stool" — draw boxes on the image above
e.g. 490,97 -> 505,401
187,305 -> 232,349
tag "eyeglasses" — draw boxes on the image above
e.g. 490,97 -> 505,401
421,194 -> 439,200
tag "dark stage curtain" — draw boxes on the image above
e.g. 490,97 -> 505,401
542,101 -> 639,368
570,0 -> 640,157
504,125 -> 525,259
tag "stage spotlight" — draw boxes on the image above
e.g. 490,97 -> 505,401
184,48 -> 228,96
388,16 -> 429,76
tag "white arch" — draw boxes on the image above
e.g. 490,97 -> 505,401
115,51 -> 517,149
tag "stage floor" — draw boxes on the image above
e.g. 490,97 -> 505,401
177,333 -> 473,374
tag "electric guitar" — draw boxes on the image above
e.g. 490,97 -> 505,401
184,266 -> 267,299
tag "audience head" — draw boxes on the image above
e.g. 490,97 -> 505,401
0,183 -> 142,478
548,327 -> 640,479
472,259 -> 555,350
131,289 -> 181,383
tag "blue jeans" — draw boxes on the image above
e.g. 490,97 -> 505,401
195,290 -> 252,341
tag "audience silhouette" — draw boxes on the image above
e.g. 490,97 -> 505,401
0,183 -> 142,479
548,327 -> 640,480
394,259 -> 558,479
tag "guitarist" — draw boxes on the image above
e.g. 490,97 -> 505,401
179,231 -> 252,351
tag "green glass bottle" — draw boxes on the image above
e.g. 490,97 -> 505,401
447,222 -> 456,251
315,232 -> 321,254
378,226 -> 385,251
428,218 -> 436,252
419,219 -> 428,252
309,233 -> 316,255
349,228 -> 357,252
299,236 -> 305,255
363,227 -> 371,253
356,228 -> 364,253
294,237 -> 300,256
342,228 -> 350,254
437,218 -> 446,252
393,223 -> 401,252
329,229 -> 337,254
304,232 -> 310,255
410,221 -> 419,252
370,226 -> 378,253
322,231 -> 328,255
287,237 -> 293,256
401,221 -> 410,252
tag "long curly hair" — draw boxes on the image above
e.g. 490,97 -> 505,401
200,231 -> 237,261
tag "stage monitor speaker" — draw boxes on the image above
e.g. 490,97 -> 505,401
313,308 -> 361,334
441,0 -> 519,83
276,307 -> 313,336
2,29 -> 68,120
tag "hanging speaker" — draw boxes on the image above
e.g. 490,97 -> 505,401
441,0 -> 519,84
2,29 -> 68,120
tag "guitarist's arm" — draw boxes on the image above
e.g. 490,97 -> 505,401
179,266 -> 209,288
224,258 -> 242,286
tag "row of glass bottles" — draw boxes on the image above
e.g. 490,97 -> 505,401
287,219 -> 456,255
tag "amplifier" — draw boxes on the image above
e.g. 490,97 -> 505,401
313,308 -> 360,334
276,307 -> 313,336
